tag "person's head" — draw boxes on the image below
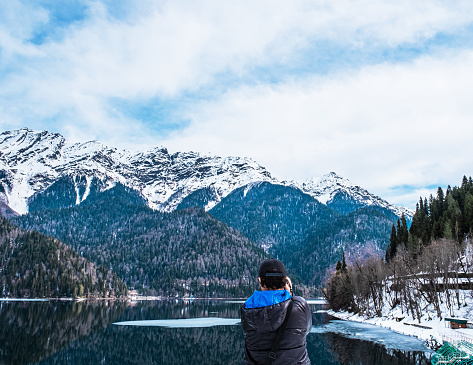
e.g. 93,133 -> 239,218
258,258 -> 288,290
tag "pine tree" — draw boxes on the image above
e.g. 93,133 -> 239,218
399,214 -> 409,247
462,175 -> 469,190
386,224 -> 398,262
342,251 -> 347,272
336,260 -> 342,272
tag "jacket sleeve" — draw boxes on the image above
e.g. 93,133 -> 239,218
294,296 -> 312,334
304,300 -> 312,334
240,304 -> 249,333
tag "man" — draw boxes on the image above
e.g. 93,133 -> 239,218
241,259 -> 312,365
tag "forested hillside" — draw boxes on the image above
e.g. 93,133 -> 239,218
0,217 -> 126,298
284,206 -> 396,285
13,183 -> 268,297
208,182 -> 397,285
7,170 -> 405,297
27,175 -> 110,212
209,182 -> 336,249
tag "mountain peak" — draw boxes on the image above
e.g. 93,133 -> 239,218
284,172 -> 413,218
305,172 -> 353,188
0,128 -> 411,218
0,127 -> 62,140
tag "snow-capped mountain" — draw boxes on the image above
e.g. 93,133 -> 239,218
286,172 -> 413,218
0,128 -> 276,214
0,128 -> 412,218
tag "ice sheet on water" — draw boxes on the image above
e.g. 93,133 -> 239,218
113,318 -> 241,328
311,320 -> 432,352
0,298 -> 49,302
306,299 -> 328,305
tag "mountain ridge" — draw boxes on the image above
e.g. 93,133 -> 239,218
0,127 -> 412,219
284,172 -> 410,217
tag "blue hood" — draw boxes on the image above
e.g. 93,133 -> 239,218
244,290 -> 292,309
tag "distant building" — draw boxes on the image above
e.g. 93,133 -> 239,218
445,317 -> 468,329
128,290 -> 139,300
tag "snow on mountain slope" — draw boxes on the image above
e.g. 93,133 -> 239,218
286,172 -> 413,218
0,128 -> 276,214
0,128 -> 412,218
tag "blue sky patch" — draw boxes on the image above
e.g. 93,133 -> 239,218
27,0 -> 88,45
110,97 -> 191,137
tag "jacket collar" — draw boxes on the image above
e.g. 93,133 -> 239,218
244,289 -> 291,309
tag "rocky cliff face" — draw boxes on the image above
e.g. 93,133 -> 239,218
0,128 -> 412,218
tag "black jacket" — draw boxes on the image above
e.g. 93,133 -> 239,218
241,295 -> 312,365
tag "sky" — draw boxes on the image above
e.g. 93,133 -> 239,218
1,0 -> 473,210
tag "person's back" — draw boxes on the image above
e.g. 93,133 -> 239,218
240,259 -> 311,365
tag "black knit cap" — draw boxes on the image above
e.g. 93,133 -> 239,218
258,258 -> 286,277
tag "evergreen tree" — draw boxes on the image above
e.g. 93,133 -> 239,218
400,214 -> 409,244
342,251 -> 347,272
336,260 -> 342,272
462,175 -> 469,190
385,224 -> 398,262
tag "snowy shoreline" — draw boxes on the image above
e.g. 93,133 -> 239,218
326,306 -> 473,350
326,310 -> 440,347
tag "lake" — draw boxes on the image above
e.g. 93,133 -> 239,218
0,299 -> 432,364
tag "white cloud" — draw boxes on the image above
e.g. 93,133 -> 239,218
0,0 -> 48,58
163,50 -> 473,209
3,1 -> 473,101
1,0 -> 473,207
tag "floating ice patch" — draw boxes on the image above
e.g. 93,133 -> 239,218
113,318 -> 241,328
311,320 -> 432,352
306,299 -> 328,305
0,298 -> 49,302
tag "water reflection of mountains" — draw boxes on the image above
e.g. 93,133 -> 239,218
33,300 -> 245,365
1,300 -> 432,365
36,324 -> 432,365
0,300 -> 127,365
0,300 -> 245,365
37,324 -> 245,364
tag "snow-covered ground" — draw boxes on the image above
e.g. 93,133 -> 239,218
327,290 -> 473,349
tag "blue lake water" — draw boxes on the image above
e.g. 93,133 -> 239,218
0,299 -> 432,364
